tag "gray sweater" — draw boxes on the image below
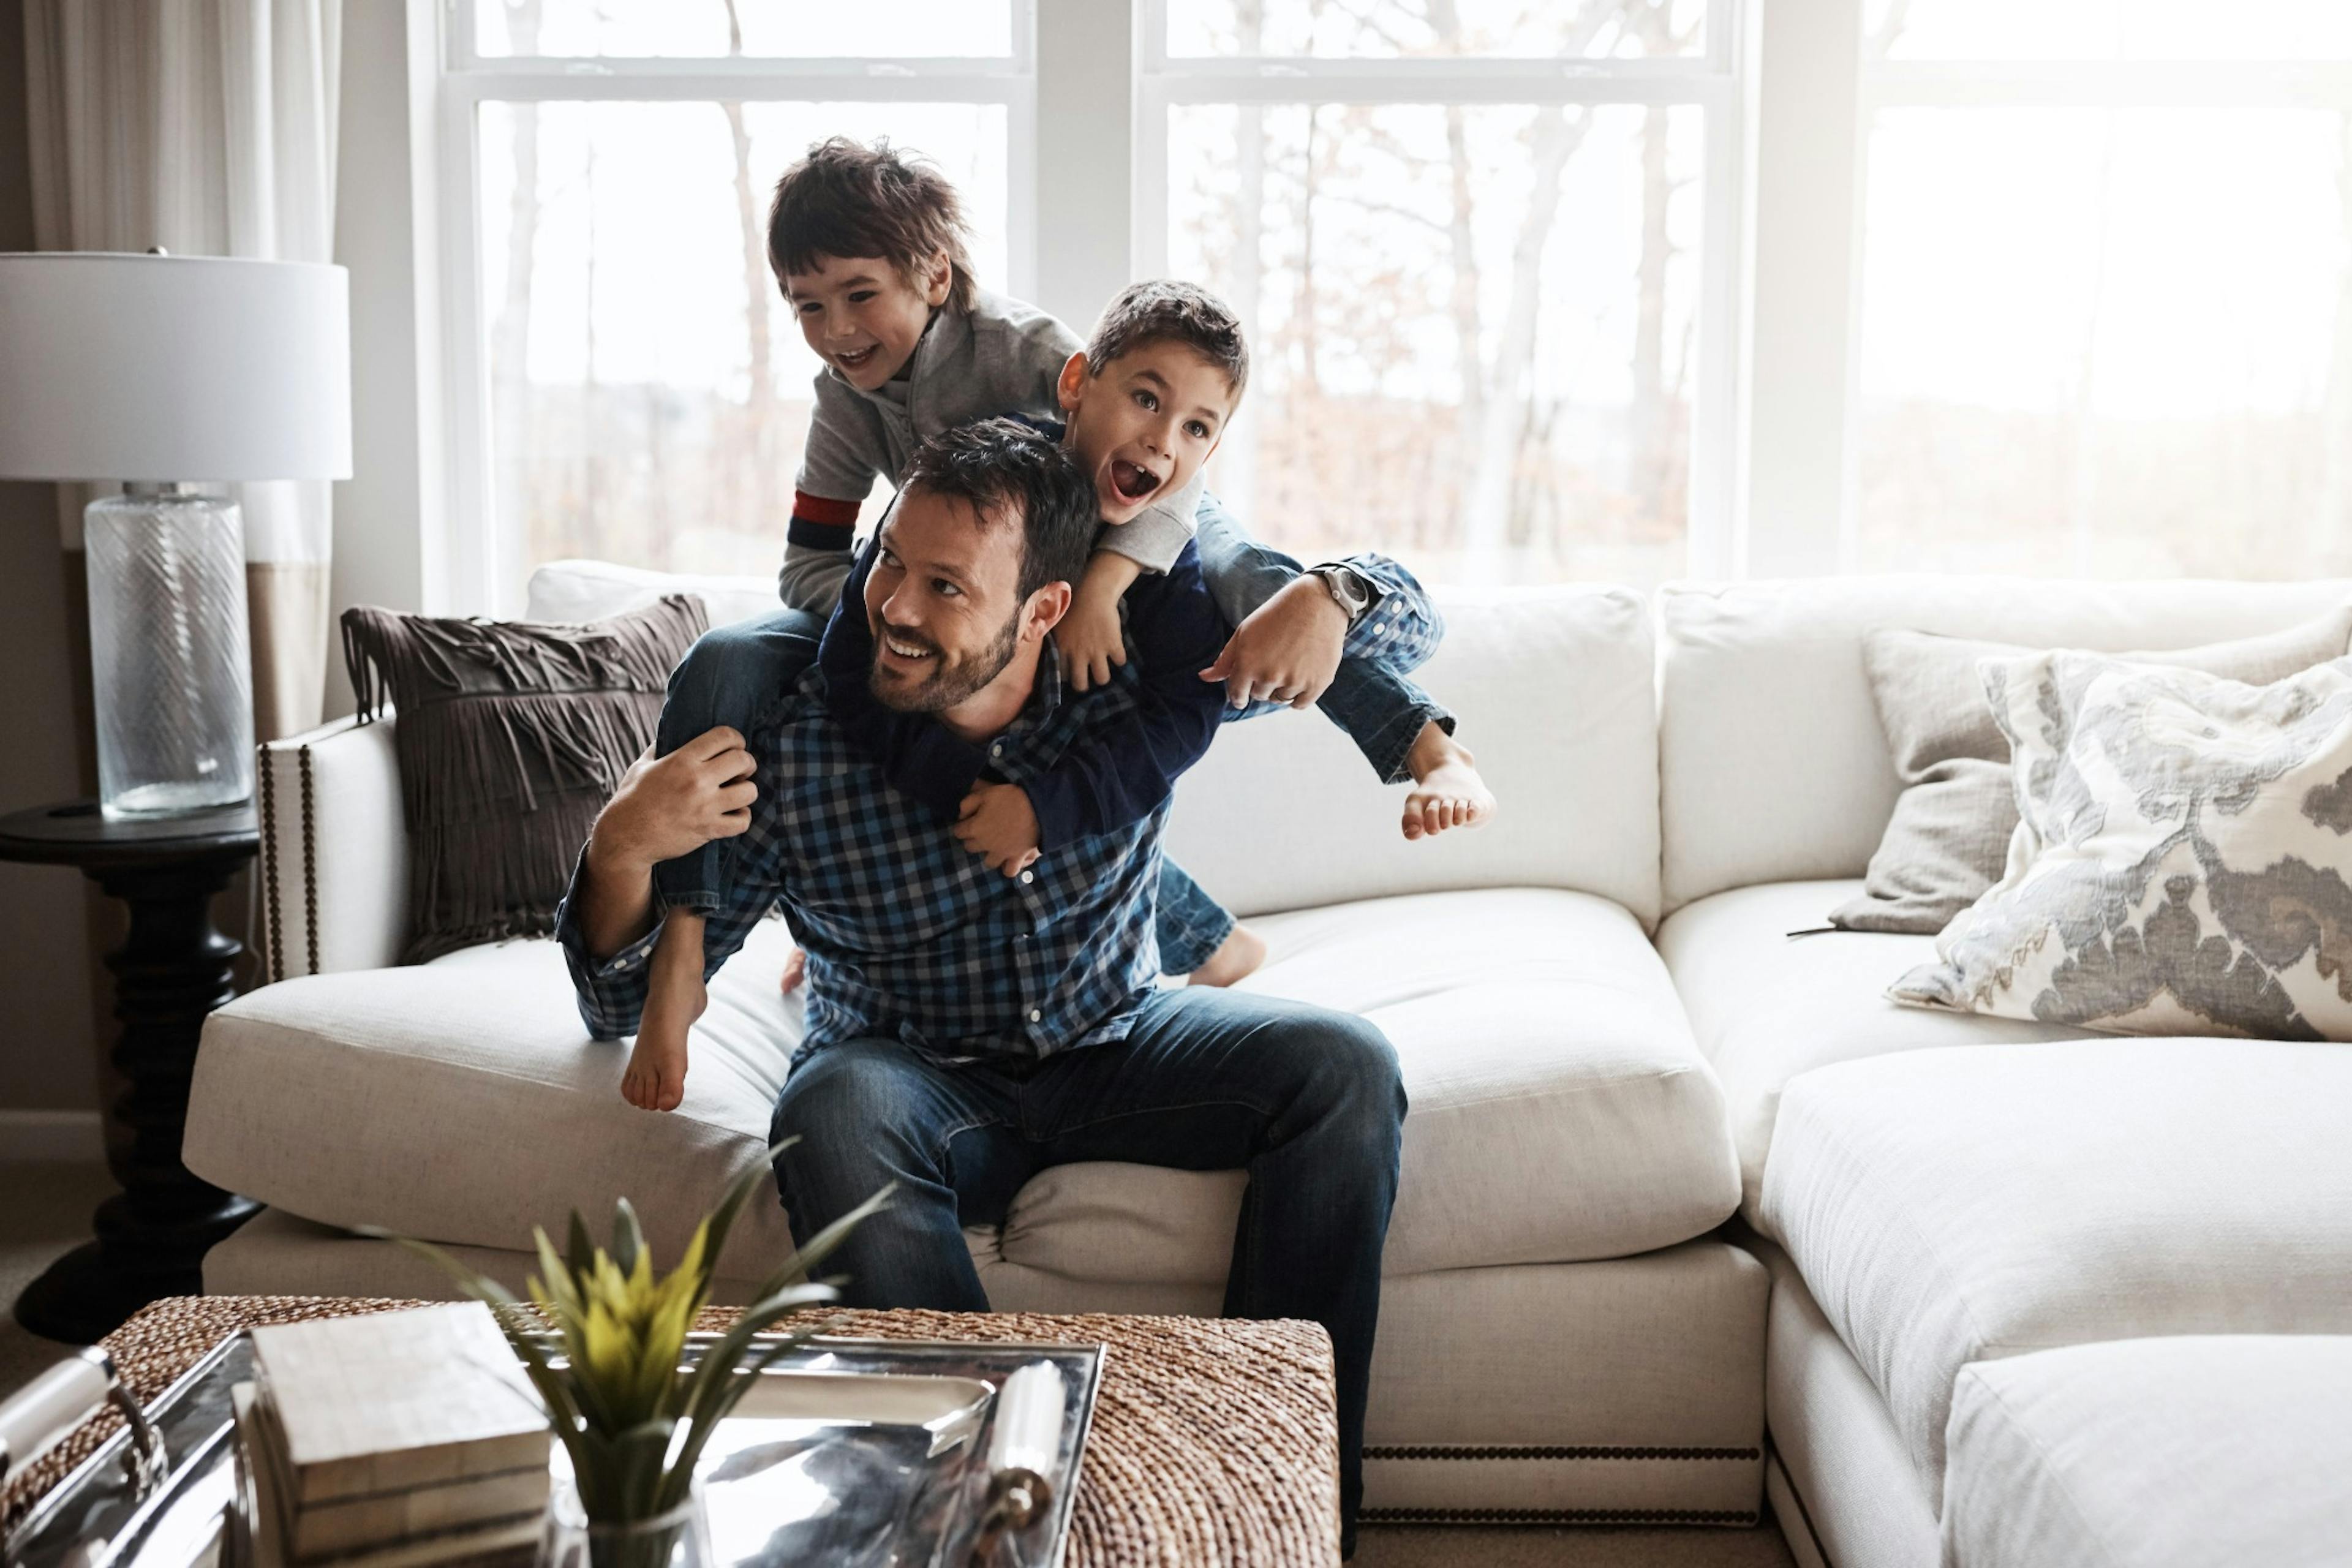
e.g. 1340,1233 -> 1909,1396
780,289 -> 1204,613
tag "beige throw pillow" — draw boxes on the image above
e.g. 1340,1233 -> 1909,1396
1830,610 -> 2352,935
1891,649 -> 2352,1039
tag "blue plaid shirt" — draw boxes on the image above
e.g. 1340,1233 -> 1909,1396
559,646 -> 1182,1065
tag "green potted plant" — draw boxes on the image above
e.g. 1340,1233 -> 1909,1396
395,1142 -> 888,1568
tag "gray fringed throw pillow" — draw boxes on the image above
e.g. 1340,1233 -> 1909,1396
342,596 -> 708,964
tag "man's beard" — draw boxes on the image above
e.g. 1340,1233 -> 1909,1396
868,608 -> 1023,714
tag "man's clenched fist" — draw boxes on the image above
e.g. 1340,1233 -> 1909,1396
588,726 -> 758,874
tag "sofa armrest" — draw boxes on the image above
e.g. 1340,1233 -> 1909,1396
257,714 -> 408,979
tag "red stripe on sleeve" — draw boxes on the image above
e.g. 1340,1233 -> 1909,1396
793,491 -> 862,527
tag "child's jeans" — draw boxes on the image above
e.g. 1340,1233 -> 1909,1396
651,606 -> 826,913
650,605 -> 1240,975
1194,494 -> 1453,786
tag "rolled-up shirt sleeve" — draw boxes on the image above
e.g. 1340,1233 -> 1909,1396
554,855 -> 660,1041
1327,552 -> 1444,677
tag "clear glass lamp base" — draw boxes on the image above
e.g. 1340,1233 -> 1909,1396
85,485 -> 255,818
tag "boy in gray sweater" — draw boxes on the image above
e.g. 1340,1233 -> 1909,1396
622,137 -> 1493,1112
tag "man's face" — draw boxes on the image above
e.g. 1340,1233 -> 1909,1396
864,488 -> 1027,714
783,251 -> 951,391
1057,341 -> 1237,525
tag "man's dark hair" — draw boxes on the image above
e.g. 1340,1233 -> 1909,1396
1084,279 -> 1250,400
767,137 -> 976,314
900,418 -> 1096,601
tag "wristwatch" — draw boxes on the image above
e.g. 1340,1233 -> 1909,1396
1310,564 -> 1376,625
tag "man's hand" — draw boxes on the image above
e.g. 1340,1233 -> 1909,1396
954,782 -> 1042,876
587,727 -> 758,880
577,727 -> 757,964
1199,573 -> 1348,710
1057,552 -> 1142,692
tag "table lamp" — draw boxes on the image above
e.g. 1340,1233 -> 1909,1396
0,252 -> 352,817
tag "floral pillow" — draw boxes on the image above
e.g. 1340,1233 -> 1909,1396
1890,648 -> 2352,1039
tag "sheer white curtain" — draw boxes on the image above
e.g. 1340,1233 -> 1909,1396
23,0 -> 343,741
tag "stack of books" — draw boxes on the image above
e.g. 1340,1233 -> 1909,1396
233,1303 -> 551,1568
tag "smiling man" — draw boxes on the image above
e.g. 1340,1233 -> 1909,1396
557,418 -> 1407,1550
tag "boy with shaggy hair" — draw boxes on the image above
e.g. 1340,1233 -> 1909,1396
629,137 -> 1493,1114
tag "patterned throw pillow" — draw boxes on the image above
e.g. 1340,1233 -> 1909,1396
1890,649 -> 2352,1039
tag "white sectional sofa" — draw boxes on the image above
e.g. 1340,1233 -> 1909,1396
184,566 -> 2352,1558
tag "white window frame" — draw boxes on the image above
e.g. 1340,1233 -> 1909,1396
427,0 -> 1755,608
1748,0 -> 2352,574
1132,0 -> 1757,578
430,0 -> 1041,615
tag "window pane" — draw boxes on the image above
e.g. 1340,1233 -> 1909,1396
1168,0 -> 1705,60
475,1 -> 1012,59
1169,102 -> 1704,586
478,102 -> 1009,584
1862,0 -> 2352,61
1853,108 -> 2350,578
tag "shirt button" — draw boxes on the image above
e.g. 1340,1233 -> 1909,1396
990,742 -> 1004,758
1020,870 -> 1035,884
1028,1009 -> 1042,1023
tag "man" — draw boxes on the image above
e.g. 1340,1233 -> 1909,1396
558,418 -> 1406,1547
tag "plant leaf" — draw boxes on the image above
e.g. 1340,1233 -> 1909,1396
565,1211 -> 597,1281
611,1198 -> 646,1277
699,1137 -> 794,1288
748,1184 -> 894,1302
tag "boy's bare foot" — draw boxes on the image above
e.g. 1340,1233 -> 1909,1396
1403,722 -> 1498,841
1187,924 -> 1267,988
624,913 -> 706,1112
779,945 -> 807,995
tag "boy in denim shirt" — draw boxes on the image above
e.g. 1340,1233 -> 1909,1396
626,138 -> 1493,1112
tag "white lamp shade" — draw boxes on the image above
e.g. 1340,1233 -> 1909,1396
0,252 -> 352,482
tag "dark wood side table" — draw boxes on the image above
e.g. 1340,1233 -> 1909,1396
0,801 -> 263,1343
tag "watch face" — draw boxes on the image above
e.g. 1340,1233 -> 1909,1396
1320,568 -> 1368,617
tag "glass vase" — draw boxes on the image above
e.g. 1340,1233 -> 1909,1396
83,483 -> 255,816
537,1480 -> 713,1568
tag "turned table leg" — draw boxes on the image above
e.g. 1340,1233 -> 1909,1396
14,846 -> 262,1343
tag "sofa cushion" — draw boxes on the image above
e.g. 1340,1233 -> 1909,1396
1655,879 -> 2091,1222
529,561 -> 1667,929
1760,1040 -> 2352,1510
1943,1337 -> 2352,1568
1657,575 -> 2352,914
189,887 -> 1735,1284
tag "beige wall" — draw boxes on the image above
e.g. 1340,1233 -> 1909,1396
0,0 -> 105,1118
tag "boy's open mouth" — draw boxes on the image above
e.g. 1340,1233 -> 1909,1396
834,344 -> 881,372
1110,459 -> 1161,502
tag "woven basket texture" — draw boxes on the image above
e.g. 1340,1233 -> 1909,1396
2,1297 -> 1340,1568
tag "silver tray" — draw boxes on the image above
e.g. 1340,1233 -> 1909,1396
6,1333 -> 1104,1568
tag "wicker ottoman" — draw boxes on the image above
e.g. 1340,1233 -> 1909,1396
2,1296 -> 1341,1567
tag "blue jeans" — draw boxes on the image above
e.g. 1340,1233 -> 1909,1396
652,606 -> 826,912
1195,494 -> 1452,786
652,609 -> 1237,973
769,986 -> 1406,1539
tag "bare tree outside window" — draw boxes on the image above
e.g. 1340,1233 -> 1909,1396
1170,0 -> 1705,586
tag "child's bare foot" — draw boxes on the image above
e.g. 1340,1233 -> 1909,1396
779,945 -> 807,995
1403,723 -> 1497,841
624,913 -> 706,1112
1186,924 -> 1267,987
